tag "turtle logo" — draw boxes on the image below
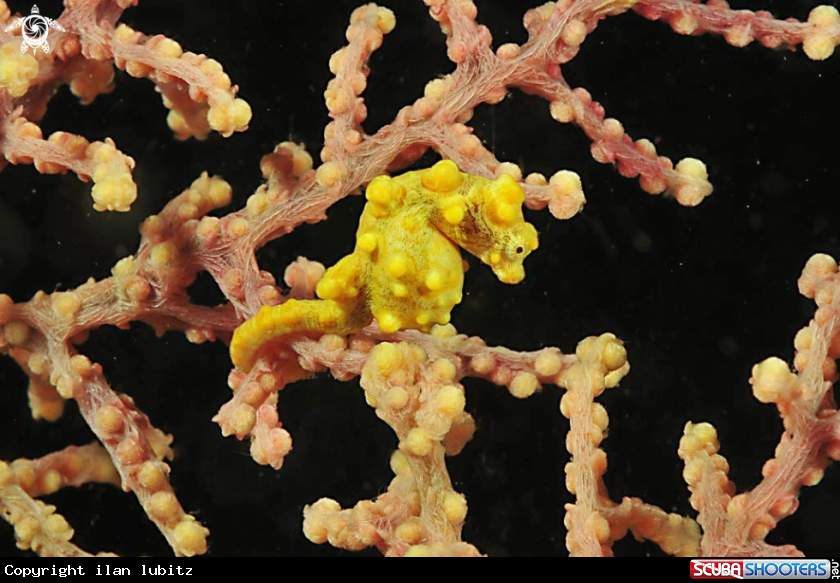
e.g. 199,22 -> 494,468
4,5 -> 65,54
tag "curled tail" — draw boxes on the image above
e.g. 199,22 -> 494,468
230,298 -> 367,372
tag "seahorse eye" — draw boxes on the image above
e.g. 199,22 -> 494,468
506,241 -> 527,260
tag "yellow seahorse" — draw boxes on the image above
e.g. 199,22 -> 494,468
230,159 -> 539,372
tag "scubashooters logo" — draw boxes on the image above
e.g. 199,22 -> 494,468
690,559 -> 835,580
4,5 -> 65,54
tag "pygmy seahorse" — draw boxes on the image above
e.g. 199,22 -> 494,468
230,159 -> 539,372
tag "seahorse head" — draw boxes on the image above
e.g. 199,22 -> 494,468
419,162 -> 539,284
474,173 -> 539,284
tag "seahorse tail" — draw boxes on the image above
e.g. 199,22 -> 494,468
230,298 -> 359,372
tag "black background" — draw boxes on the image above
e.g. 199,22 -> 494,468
1,0 -> 839,557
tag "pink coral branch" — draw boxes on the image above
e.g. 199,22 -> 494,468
679,255 -> 840,556
634,0 -> 840,59
6,443 -> 119,498
45,343 -> 209,557
323,5 -> 395,161
1,111 -> 137,211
